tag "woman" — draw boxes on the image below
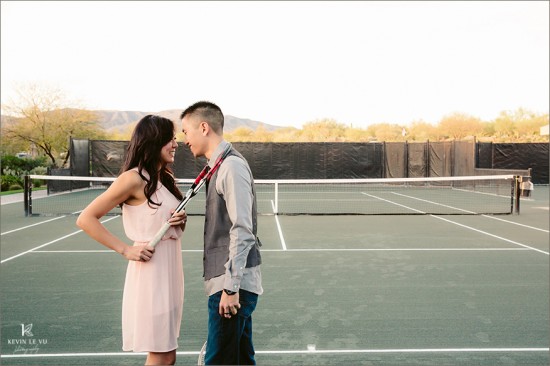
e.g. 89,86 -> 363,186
77,115 -> 186,365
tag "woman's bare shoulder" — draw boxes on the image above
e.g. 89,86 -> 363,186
118,169 -> 144,184
116,170 -> 147,204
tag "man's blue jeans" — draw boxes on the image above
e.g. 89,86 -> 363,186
205,289 -> 259,365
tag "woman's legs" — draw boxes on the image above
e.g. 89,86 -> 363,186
145,350 -> 176,365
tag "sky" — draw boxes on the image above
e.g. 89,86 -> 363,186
1,1 -> 548,129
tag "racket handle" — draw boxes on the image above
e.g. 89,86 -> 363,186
149,221 -> 171,248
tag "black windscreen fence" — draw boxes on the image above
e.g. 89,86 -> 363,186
90,140 -> 128,177
429,142 -> 453,177
80,140 -> 548,184
476,143 -> 548,184
227,143 -> 384,179
407,142 -> 427,178
476,143 -> 493,169
69,138 -> 90,176
384,142 -> 406,178
453,141 -> 476,176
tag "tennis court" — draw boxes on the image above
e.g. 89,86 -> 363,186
1,181 -> 548,365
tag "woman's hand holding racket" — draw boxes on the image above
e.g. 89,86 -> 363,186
122,210 -> 186,262
168,209 -> 187,229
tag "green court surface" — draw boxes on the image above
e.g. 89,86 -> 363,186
1,187 -> 548,365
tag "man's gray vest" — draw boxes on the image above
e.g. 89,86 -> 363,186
203,149 -> 262,280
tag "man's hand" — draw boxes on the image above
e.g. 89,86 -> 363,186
219,291 -> 241,318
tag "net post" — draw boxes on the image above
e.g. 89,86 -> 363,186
46,167 -> 51,195
24,175 -> 31,216
514,175 -> 521,214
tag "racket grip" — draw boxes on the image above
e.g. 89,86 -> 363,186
149,221 -> 171,248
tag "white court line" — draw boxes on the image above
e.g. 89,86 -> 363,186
32,250 -> 114,253
271,200 -> 287,250
363,192 -> 549,256
30,248 -> 528,254
453,187 -> 511,199
256,347 -> 549,354
392,192 -> 550,233
1,216 -> 67,235
0,216 -> 120,264
433,215 -> 549,256
482,215 -> 549,233
2,347 -> 548,359
362,192 -> 426,214
31,249 -> 206,253
279,248 -> 528,252
391,192 -> 475,214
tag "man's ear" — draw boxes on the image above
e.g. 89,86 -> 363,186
200,121 -> 210,136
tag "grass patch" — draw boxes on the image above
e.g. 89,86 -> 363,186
0,187 -> 46,196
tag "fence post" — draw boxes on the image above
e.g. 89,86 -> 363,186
405,141 -> 409,178
514,176 -> 521,214
426,140 -> 430,177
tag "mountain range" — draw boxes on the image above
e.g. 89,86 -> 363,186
94,109 -> 283,133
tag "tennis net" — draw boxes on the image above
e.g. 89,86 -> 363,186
24,174 -> 520,216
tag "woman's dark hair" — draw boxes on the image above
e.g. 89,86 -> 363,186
121,115 -> 183,207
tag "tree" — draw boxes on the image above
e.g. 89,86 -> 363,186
493,108 -> 549,141
367,123 -> 404,142
344,126 -> 371,142
1,83 -> 106,167
299,119 -> 347,142
226,126 -> 254,142
407,120 -> 439,141
271,127 -> 301,142
251,125 -> 274,142
437,112 -> 483,140
493,111 -> 516,139
0,115 -> 29,155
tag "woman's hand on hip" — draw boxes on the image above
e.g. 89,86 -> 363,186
122,244 -> 155,262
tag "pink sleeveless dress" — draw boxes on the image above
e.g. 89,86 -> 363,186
121,175 -> 184,353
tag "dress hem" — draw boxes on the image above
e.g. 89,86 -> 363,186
122,344 -> 179,353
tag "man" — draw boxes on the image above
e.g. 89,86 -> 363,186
181,101 -> 263,365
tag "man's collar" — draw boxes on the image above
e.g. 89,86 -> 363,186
208,140 -> 229,168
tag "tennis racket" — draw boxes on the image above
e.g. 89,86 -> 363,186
197,340 -> 207,365
148,143 -> 232,248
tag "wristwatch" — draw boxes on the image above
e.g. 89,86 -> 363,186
224,289 -> 237,296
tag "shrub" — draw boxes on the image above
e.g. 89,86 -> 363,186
30,166 -> 48,175
0,155 -> 48,176
1,155 -> 49,191
1,175 -> 23,191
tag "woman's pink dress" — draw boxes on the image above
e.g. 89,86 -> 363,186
121,177 -> 184,352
